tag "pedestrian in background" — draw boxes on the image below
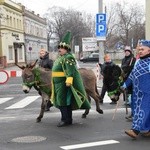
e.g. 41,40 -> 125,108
39,49 -> 53,70
122,40 -> 150,139
121,46 -> 136,83
38,48 -> 53,111
99,54 -> 117,104
51,31 -> 91,127
121,46 -> 136,121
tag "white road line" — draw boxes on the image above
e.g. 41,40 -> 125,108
60,140 -> 119,150
0,97 -> 14,104
5,96 -> 40,109
0,116 -> 16,120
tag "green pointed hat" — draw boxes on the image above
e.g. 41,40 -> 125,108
58,31 -> 71,51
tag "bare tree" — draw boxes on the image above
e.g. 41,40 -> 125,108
44,6 -> 93,52
105,4 -> 120,49
44,6 -> 66,51
105,1 -> 145,49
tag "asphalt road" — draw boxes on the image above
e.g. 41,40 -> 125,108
0,64 -> 149,150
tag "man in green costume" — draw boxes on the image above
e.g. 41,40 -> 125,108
51,31 -> 91,127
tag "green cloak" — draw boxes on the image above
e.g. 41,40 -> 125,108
51,53 -> 91,110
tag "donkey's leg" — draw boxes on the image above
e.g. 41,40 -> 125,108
89,91 -> 103,114
36,97 -> 45,122
82,95 -> 91,118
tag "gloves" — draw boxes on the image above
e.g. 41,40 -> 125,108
120,83 -> 127,91
65,77 -> 73,87
66,83 -> 71,87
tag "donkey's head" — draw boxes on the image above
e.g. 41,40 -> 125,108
15,60 -> 38,93
103,65 -> 122,102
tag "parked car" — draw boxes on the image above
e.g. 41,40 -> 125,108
80,53 -> 99,63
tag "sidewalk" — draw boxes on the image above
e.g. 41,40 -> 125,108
4,65 -> 22,71
1,65 -> 22,77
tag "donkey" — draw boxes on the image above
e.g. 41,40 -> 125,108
16,60 -> 103,122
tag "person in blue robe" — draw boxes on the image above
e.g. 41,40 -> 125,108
122,40 -> 150,139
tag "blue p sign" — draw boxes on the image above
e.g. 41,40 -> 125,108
96,14 -> 106,23
98,24 -> 105,32
96,14 -> 107,37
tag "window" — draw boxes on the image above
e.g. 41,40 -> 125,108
13,18 -> 16,28
8,46 -> 13,60
10,16 -> 12,26
93,54 -> 99,58
17,19 -> 19,28
18,48 -> 23,60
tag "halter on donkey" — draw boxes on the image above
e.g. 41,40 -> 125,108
22,67 -> 51,95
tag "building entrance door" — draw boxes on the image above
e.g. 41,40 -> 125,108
14,48 -> 18,64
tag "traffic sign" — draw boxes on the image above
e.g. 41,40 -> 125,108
96,13 -> 107,40
0,70 -> 9,84
96,13 -> 106,23
82,37 -> 98,51
29,47 -> 32,51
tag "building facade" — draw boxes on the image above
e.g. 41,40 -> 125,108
146,0 -> 150,40
23,7 -> 47,63
0,0 -> 25,67
0,0 -> 47,67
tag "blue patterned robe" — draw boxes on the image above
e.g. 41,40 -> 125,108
124,57 -> 150,132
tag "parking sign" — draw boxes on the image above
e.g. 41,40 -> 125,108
96,14 -> 106,39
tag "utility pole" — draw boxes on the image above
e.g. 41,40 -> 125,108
98,0 -> 105,64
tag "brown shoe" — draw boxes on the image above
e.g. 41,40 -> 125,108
141,132 -> 150,137
125,130 -> 138,139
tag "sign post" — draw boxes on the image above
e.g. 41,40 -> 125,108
96,0 -> 106,64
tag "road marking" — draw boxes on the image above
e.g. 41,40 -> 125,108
60,140 -> 119,150
0,97 -> 14,104
0,116 -> 16,120
5,96 -> 40,109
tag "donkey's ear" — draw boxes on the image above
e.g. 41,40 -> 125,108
30,59 -> 38,69
35,59 -> 38,63
15,63 -> 25,70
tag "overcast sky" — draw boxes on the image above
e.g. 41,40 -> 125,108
12,0 -> 145,17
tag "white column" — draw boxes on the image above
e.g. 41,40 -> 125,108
146,0 -> 150,40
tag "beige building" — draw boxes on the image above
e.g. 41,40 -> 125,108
23,7 -> 47,62
0,0 -> 47,67
0,0 -> 25,67
146,0 -> 150,40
